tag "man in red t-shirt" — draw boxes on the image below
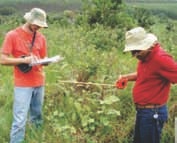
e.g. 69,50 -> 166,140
0,8 -> 48,143
116,27 -> 177,143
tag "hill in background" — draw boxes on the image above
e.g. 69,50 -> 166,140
0,0 -> 82,14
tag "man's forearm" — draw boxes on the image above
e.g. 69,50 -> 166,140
0,54 -> 28,65
121,72 -> 137,81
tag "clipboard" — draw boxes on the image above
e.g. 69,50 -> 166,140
30,55 -> 64,66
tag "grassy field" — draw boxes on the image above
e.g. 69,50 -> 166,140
0,1 -> 177,143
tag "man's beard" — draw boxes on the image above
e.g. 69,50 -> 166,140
28,25 -> 35,32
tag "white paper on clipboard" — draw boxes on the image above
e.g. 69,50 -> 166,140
30,55 -> 64,66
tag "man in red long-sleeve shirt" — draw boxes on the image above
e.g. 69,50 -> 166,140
117,27 -> 177,143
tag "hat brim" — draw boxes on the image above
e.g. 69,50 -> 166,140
124,34 -> 157,52
31,20 -> 48,28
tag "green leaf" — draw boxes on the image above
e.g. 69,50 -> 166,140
100,117 -> 109,126
59,112 -> 65,117
81,115 -> 95,127
100,95 -> 119,105
106,109 -> 120,116
74,102 -> 82,112
53,110 -> 59,116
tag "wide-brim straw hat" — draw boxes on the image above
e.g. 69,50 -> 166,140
124,27 -> 157,52
24,8 -> 48,28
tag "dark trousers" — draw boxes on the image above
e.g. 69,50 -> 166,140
133,105 -> 168,143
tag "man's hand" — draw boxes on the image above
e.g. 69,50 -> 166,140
115,75 -> 128,89
23,54 -> 39,64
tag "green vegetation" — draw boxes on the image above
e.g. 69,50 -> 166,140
126,2 -> 177,20
0,0 -> 177,142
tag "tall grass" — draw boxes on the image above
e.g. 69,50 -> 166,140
0,2 -> 177,142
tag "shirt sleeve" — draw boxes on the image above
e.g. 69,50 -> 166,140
1,32 -> 14,55
158,54 -> 177,83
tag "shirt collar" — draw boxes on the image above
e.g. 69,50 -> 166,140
142,44 -> 160,63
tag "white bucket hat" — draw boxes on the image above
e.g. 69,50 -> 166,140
24,8 -> 48,28
124,27 -> 157,52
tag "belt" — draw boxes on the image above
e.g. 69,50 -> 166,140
135,103 -> 165,109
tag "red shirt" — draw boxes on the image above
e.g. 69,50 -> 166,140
133,44 -> 177,105
2,27 -> 47,87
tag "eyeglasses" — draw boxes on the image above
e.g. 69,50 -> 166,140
131,50 -> 141,55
